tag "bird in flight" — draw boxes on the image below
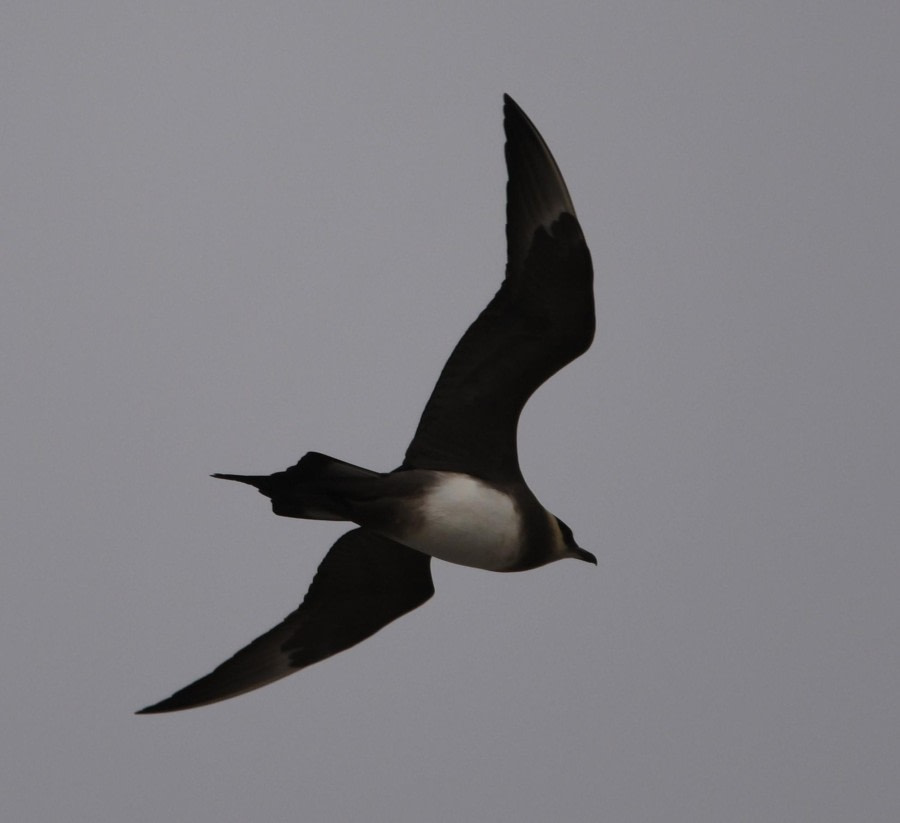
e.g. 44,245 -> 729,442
138,94 -> 595,714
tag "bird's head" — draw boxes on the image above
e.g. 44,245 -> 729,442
553,516 -> 597,565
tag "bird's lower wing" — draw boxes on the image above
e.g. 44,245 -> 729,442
137,529 -> 434,713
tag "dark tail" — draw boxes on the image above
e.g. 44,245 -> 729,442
212,452 -> 380,520
211,472 -> 272,490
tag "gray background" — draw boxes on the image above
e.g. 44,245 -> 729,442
3,3 -> 898,821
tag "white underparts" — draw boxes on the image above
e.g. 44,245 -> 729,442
401,473 -> 522,571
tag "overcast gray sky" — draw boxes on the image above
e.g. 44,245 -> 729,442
3,3 -> 898,821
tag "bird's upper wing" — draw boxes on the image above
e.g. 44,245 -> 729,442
137,529 -> 433,713
402,95 -> 594,482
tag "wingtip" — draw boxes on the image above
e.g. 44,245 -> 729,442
135,703 -> 165,715
135,688 -> 211,715
502,92 -> 523,119
135,696 -> 196,715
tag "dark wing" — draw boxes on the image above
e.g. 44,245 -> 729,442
402,94 -> 594,482
137,529 -> 433,713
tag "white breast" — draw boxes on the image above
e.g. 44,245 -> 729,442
402,473 -> 522,571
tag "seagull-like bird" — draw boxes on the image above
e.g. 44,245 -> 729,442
138,94 -> 594,714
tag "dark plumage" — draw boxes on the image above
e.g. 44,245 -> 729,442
138,95 -> 594,714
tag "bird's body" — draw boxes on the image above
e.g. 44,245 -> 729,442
400,472 -> 523,571
213,452 -> 586,573
139,94 -> 595,714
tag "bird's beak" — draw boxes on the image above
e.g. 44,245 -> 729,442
572,546 -> 597,565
